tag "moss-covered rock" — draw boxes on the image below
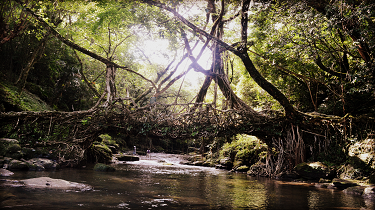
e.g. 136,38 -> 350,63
8,159 -> 28,171
88,143 -> 113,163
236,165 -> 250,172
26,158 -> 59,170
294,162 -> 335,180
7,144 -> 21,153
0,138 -> 19,157
336,156 -> 373,181
93,163 -> 116,172
331,178 -> 358,189
98,134 -> 119,154
217,134 -> 268,171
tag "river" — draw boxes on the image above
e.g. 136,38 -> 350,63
1,153 -> 374,209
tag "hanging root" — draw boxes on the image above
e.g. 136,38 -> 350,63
263,125 -> 305,177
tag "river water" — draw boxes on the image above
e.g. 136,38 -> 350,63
1,153 -> 374,209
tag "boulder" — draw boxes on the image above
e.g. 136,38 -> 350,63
21,177 -> 92,191
234,165 -> 250,172
348,138 -> 375,169
0,157 -> 12,168
0,138 -> 20,157
7,144 -> 21,153
330,178 -> 357,189
0,168 -> 14,177
363,186 -> 375,198
337,158 -> 368,180
294,162 -> 334,180
343,186 -> 365,196
8,159 -> 28,171
27,158 -> 59,170
93,163 -> 116,172
219,157 -> 233,170
107,145 -> 118,154
90,144 -> 113,163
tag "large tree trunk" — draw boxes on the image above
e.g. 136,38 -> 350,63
105,65 -> 117,103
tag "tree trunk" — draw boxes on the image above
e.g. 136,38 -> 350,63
239,53 -> 297,117
143,0 -> 297,118
15,32 -> 50,93
73,50 -> 101,98
190,76 -> 212,112
105,65 -> 117,103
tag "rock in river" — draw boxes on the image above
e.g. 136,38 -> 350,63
8,159 -> 29,171
21,177 -> 92,191
26,158 -> 59,170
0,168 -> 14,177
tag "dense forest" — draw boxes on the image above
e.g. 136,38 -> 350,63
0,0 -> 374,179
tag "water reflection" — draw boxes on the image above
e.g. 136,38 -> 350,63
1,160 -> 374,209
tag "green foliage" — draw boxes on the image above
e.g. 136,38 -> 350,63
248,1 -> 375,115
236,74 -> 280,111
0,82 -> 53,112
220,134 -> 267,167
89,142 -> 113,163
99,133 -> 119,148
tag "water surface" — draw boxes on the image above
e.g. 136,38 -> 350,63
1,155 -> 374,209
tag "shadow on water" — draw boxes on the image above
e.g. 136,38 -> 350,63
1,157 -> 374,209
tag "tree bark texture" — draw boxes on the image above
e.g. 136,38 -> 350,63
106,65 -> 117,103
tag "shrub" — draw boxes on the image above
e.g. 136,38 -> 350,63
219,134 -> 268,167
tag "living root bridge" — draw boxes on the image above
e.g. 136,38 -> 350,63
1,101 -> 374,173
0,102 -> 274,141
0,101 -> 274,163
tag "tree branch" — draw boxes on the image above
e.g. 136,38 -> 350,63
142,0 -> 297,117
19,2 -> 157,91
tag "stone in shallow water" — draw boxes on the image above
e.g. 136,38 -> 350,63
0,168 -> 14,176
8,160 -> 29,171
21,177 -> 92,191
23,158 -> 59,171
